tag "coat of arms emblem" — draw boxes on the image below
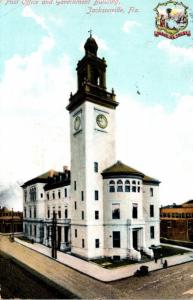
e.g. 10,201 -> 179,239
154,1 -> 191,39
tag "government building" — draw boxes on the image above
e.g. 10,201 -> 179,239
22,34 -> 160,261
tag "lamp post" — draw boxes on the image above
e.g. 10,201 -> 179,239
11,208 -> 14,236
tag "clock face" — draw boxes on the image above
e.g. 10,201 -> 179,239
96,114 -> 108,129
74,115 -> 81,131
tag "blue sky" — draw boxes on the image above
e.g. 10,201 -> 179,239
1,0 -> 193,210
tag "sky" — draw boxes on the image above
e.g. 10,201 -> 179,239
1,0 -> 193,210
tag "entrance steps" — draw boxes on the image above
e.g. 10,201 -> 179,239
128,249 -> 141,261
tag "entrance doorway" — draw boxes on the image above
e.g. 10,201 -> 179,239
133,230 -> 138,250
64,227 -> 69,243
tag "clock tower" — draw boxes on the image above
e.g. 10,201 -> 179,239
66,34 -> 119,259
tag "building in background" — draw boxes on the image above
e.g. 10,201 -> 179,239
0,207 -> 23,233
22,34 -> 161,261
160,200 -> 193,242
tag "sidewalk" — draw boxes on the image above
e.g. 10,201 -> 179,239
14,237 -> 193,282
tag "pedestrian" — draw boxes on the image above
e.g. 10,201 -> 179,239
154,255 -> 158,263
163,259 -> 168,268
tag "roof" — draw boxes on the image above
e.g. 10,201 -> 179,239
102,161 -> 160,185
143,175 -> 161,185
44,170 -> 70,191
21,169 -> 71,190
21,170 -> 60,188
102,161 -> 145,178
84,35 -> 98,56
182,199 -> 193,208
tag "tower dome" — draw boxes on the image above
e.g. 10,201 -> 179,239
84,34 -> 98,56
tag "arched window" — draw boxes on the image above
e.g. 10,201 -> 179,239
109,180 -> 115,193
132,180 -> 136,192
117,180 -> 123,192
125,180 -> 130,192
137,181 -> 140,192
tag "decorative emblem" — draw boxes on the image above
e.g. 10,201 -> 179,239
74,115 -> 81,131
154,1 -> 191,39
96,114 -> 108,129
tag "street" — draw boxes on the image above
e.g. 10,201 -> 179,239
1,235 -> 193,299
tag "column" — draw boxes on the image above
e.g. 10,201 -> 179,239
128,227 -> 133,250
60,226 -> 65,250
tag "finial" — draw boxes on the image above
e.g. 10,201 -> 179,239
88,29 -> 92,37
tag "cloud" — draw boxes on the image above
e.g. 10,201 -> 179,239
158,40 -> 193,63
22,7 -> 49,32
116,93 -> 193,206
0,34 -> 75,211
122,20 -> 141,34
79,35 -> 108,52
48,15 -> 64,27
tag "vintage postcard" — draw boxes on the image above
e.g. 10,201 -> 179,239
0,0 -> 193,299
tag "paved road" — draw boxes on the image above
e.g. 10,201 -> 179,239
0,236 -> 124,299
0,251 -> 75,299
114,261 -> 193,299
1,235 -> 193,299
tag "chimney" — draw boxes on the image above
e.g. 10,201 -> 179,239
63,166 -> 68,172
49,169 -> 55,177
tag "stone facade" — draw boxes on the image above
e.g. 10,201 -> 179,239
22,35 -> 160,261
22,169 -> 71,251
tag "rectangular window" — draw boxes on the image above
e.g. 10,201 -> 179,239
47,193 -> 49,200
47,209 -> 50,218
112,203 -> 120,219
82,211 -> 84,220
74,181 -> 76,191
29,207 -> 32,218
95,190 -> 99,201
58,190 -> 61,199
74,201 -> 77,210
132,203 -> 138,219
58,210 -> 61,218
150,226 -> 155,239
24,207 -> 26,218
81,191 -> 84,201
40,193 -> 43,198
34,207 -> 36,218
65,209 -> 68,218
52,192 -> 55,199
82,239 -> 85,248
113,231 -> 120,248
95,239 -> 100,248
75,229 -> 77,238
150,205 -> 154,217
94,162 -> 98,173
150,188 -> 154,197
64,188 -> 67,198
95,210 -> 99,220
